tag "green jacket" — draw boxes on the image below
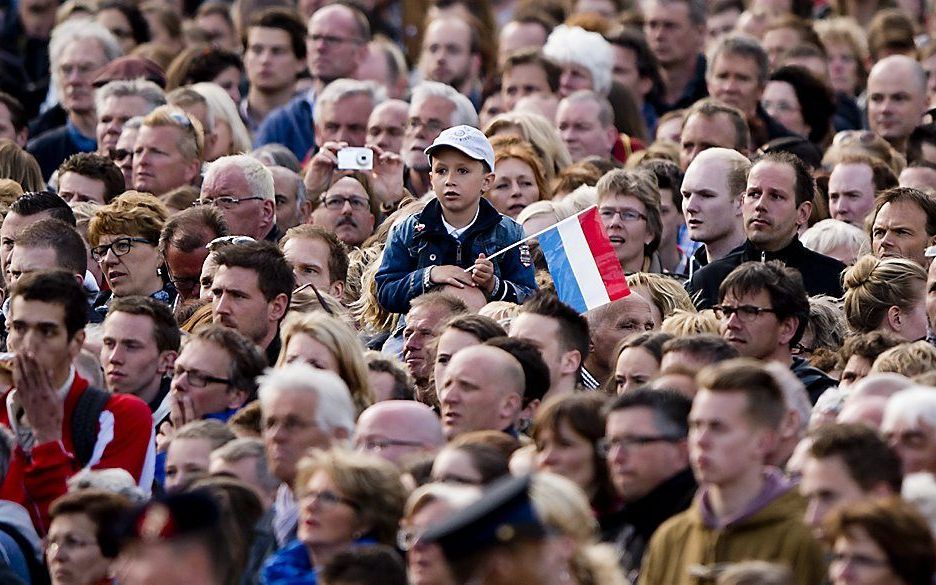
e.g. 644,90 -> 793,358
637,487 -> 825,585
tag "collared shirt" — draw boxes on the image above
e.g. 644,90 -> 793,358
441,206 -> 480,240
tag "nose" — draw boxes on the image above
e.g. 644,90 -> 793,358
106,344 -> 125,366
803,501 -> 822,529
684,194 -> 699,215
340,199 -> 355,213
213,292 -> 232,316
403,334 -> 421,353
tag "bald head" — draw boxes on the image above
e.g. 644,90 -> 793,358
868,55 -> 928,150
850,373 -> 914,400
354,400 -> 444,464
585,293 -> 657,380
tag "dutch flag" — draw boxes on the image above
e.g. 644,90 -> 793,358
537,206 -> 630,314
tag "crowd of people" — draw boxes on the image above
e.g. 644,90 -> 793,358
0,0 -> 935,583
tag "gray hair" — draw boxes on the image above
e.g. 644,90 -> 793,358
707,33 -> 770,87
251,144 -> 301,173
764,362 -> 811,436
543,25 -> 614,95
122,116 -> 144,133
883,386 -> 936,435
561,90 -> 615,127
210,437 -> 281,494
269,165 -> 306,209
203,154 -> 275,201
95,79 -> 166,115
257,363 -> 356,440
410,81 -> 479,128
312,78 -> 387,126
50,19 -> 122,106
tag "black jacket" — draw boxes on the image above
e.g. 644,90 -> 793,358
792,356 -> 837,404
685,238 -> 846,309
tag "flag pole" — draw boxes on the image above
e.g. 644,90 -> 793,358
463,205 -> 598,272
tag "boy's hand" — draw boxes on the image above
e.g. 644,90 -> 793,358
430,265 -> 475,288
471,254 -> 495,294
304,141 -> 345,195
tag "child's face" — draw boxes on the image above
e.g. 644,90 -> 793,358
429,148 -> 494,216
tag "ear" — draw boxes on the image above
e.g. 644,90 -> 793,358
226,387 -> 248,409
605,127 -> 619,151
481,171 -> 496,193
795,200 -> 812,227
637,76 -> 653,99
157,350 -> 177,376
777,315 -> 799,346
204,130 -> 218,156
268,292 -> 289,322
185,159 -> 201,185
558,349 -> 581,377
299,200 -> 313,223
68,328 -> 87,361
501,391 -> 522,424
779,408 -> 800,441
262,199 -> 276,226
328,279 -> 345,299
15,128 -> 27,149
887,304 -> 903,332
754,427 -> 779,461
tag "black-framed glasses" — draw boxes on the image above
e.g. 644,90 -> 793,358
205,235 -> 255,252
791,342 -> 815,356
173,364 -> 231,388
596,434 -> 684,457
195,196 -> 264,210
91,237 -> 153,262
711,304 -> 776,323
598,208 -> 648,222
108,147 -> 132,163
321,195 -> 370,211
300,490 -> 359,511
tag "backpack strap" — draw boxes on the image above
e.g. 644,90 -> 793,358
70,386 -> 110,467
0,520 -> 49,585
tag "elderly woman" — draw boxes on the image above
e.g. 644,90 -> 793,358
612,331 -> 673,394
46,490 -> 133,585
87,192 -> 173,312
277,311 -> 374,414
487,138 -> 549,220
843,255 -> 928,341
596,169 -> 663,273
261,449 -> 407,585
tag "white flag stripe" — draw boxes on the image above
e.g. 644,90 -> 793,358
557,218 -> 610,311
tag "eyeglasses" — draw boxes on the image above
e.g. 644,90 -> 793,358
397,527 -> 424,551
598,208 -> 648,222
307,33 -> 363,46
596,434 -> 683,457
300,490 -> 359,511
712,304 -> 776,323
762,100 -> 800,113
321,195 -> 370,211
195,196 -> 264,210
168,273 -> 200,293
406,118 -> 446,135
91,237 -> 153,262
173,364 -> 231,388
59,62 -> 99,77
828,552 -> 890,570
791,342 -> 815,356
108,147 -> 132,163
205,235 -> 255,252
355,437 -> 425,452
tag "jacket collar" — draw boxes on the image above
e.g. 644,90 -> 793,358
740,237 -> 806,263
415,197 -> 503,239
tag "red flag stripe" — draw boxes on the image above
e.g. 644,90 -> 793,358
578,207 -> 630,301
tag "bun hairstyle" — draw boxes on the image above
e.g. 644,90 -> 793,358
843,255 -> 926,334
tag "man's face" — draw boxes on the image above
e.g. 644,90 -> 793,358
58,171 -> 107,206
306,6 -> 366,83
439,350 -> 516,439
509,312 -> 569,392
170,338 -> 241,419
133,125 -> 199,196
200,167 -> 272,239
245,27 -> 303,93
402,96 -> 455,171
679,113 -> 740,170
402,304 -> 450,385
7,298 -> 82,388
872,200 -> 933,267
19,0 -> 57,39
706,9 -> 739,49
419,19 -> 476,90
498,21 -> 547,66
839,355 -> 872,389
502,63 -> 552,112
262,389 -> 334,483
557,63 -> 595,98
429,149 -> 491,219
366,102 -> 407,154
762,27 -> 800,70
0,101 -> 26,147
884,416 -> 936,475
588,295 -> 656,374
719,288 -> 792,360
354,409 -> 432,465
211,265 -> 277,345
114,127 -> 137,187
165,437 -> 212,492
101,311 -> 171,398
742,160 -> 809,252
7,245 -> 59,288
0,211 -> 48,278
96,95 -> 150,154
165,244 -> 209,303
606,407 -> 687,502
707,52 -> 763,117
310,176 -> 375,247
611,46 -> 644,96
828,163 -> 876,226
282,235 -> 341,297
899,166 -> 936,191
273,172 -> 304,232
682,154 -> 742,244
556,98 -> 615,162
96,234 -> 162,298
196,12 -> 239,53
644,0 -> 702,67
56,38 -> 108,115
689,388 -> 770,485
314,94 -> 373,147
800,455 -> 870,538
599,193 -> 654,269
867,63 -> 927,146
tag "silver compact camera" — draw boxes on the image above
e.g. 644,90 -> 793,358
336,147 -> 374,171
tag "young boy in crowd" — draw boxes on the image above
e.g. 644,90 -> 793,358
375,125 -> 537,313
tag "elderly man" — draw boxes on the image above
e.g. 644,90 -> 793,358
867,55 -> 929,155
584,293 -> 656,385
159,206 -> 229,304
882,386 -> 936,476
28,20 -> 122,179
269,166 -> 309,232
133,106 -> 204,197
312,78 -> 384,149
94,79 -> 165,158
200,154 -> 278,241
353,401 -> 445,465
366,99 -> 409,154
419,17 -> 483,106
555,90 -> 618,163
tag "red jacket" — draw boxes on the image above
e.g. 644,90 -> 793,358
0,373 -> 154,533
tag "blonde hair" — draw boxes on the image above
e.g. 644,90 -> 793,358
483,111 -> 572,180
872,341 -> 936,378
191,82 -> 252,156
842,255 -> 926,334
277,311 -> 374,413
627,273 -> 696,320
801,218 -> 870,263
661,309 -> 719,336
141,105 -> 205,161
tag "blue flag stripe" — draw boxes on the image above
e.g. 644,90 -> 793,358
538,226 -> 588,313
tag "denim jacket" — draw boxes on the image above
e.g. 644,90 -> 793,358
375,197 -> 537,313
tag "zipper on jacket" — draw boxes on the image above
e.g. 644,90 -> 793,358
761,251 -> 766,263
456,241 -> 462,265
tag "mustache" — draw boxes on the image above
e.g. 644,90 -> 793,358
336,216 -> 358,228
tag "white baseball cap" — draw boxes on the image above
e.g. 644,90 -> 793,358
424,125 -> 495,172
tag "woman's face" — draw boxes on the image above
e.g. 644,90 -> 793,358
829,527 -> 901,585
599,193 -> 653,272
433,328 -> 480,393
284,332 -> 341,374
206,118 -> 234,162
762,81 -> 809,139
614,346 -> 660,394
535,419 -> 597,494
97,8 -> 136,54
213,67 -> 243,105
95,233 -> 163,298
298,470 -> 363,549
47,512 -> 110,585
488,157 -> 541,219
404,500 -> 458,585
895,278 -> 929,341
826,42 -> 860,96
431,447 -> 484,485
